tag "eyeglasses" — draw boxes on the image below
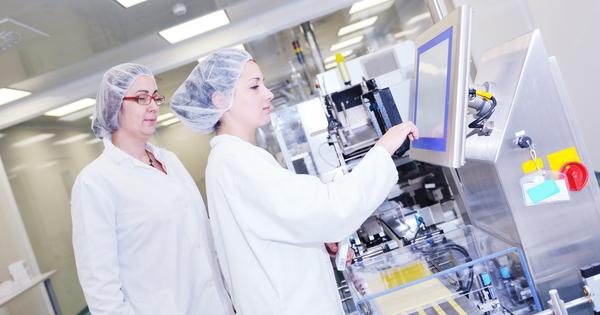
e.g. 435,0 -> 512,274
123,93 -> 166,106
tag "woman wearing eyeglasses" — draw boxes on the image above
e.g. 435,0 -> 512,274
71,63 -> 233,315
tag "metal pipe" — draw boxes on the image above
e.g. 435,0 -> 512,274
535,308 -> 554,315
279,89 -> 299,102
291,30 -> 314,96
564,296 -> 592,309
424,0 -> 448,23
549,289 -> 568,315
535,292 -> 591,315
423,1 -> 477,81
301,22 -> 326,74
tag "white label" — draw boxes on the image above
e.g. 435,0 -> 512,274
522,178 -> 570,206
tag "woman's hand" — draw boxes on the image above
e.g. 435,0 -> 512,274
325,242 -> 354,266
375,121 -> 419,155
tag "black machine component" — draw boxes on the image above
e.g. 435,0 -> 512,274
517,135 -> 533,149
413,188 -> 436,207
581,262 -> 600,279
324,78 -> 411,158
388,161 -> 454,209
356,216 -> 391,247
467,88 -> 497,136
409,235 -> 475,295
362,79 -> 411,157
292,158 -> 309,175
394,192 -> 416,208
330,84 -> 363,112
323,96 -> 342,142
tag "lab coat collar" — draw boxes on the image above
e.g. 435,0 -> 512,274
210,134 -> 276,164
102,137 -> 165,166
210,134 -> 252,149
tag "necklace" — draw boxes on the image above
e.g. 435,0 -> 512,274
146,150 -> 154,167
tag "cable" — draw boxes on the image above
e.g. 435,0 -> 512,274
444,244 -> 474,294
469,96 -> 496,129
318,141 -> 342,168
468,89 -> 497,129
501,304 -> 515,315
418,242 -> 474,294
412,222 -> 426,243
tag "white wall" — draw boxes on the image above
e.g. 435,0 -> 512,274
153,123 -> 213,200
0,158 -> 52,315
452,0 -> 600,169
527,0 -> 600,170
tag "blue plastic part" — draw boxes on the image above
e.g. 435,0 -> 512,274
480,272 -> 492,286
500,266 -> 511,279
527,180 -> 560,203
415,213 -> 424,224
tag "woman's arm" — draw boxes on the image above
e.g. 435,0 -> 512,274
216,144 -> 398,244
71,176 -> 135,315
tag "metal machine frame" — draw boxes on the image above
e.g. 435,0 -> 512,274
458,29 -> 600,313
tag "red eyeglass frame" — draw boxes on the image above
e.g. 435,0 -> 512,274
122,93 -> 165,105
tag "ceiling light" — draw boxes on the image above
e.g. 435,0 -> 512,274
114,0 -> 146,8
160,10 -> 230,44
198,44 -> 245,63
52,134 -> 90,145
85,138 -> 102,145
157,112 -> 175,122
45,98 -> 96,117
330,35 -> 363,52
394,28 -> 419,39
324,50 -> 353,64
160,117 -> 180,127
406,13 -> 431,26
338,16 -> 378,37
9,164 -> 29,173
230,44 -> 245,51
349,0 -> 393,15
36,161 -> 59,170
0,88 -> 31,106
12,133 -> 55,148
59,107 -> 95,122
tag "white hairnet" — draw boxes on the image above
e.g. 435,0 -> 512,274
170,48 -> 253,134
92,63 -> 154,138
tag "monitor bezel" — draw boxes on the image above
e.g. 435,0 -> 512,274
412,26 -> 453,153
409,5 -> 471,168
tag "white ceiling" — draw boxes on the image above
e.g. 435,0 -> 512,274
0,0 -> 432,130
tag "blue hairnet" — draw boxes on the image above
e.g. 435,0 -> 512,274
92,63 -> 154,138
170,48 -> 252,134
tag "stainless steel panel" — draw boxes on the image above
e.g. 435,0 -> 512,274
457,30 -> 600,311
459,160 -> 521,246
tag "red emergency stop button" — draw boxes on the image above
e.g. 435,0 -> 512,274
560,161 -> 588,191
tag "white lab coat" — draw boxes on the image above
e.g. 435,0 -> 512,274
71,139 -> 233,315
206,134 -> 398,315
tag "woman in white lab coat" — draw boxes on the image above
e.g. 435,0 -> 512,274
71,63 -> 233,315
170,49 -> 418,315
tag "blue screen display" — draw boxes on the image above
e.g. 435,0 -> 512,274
412,27 -> 453,152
